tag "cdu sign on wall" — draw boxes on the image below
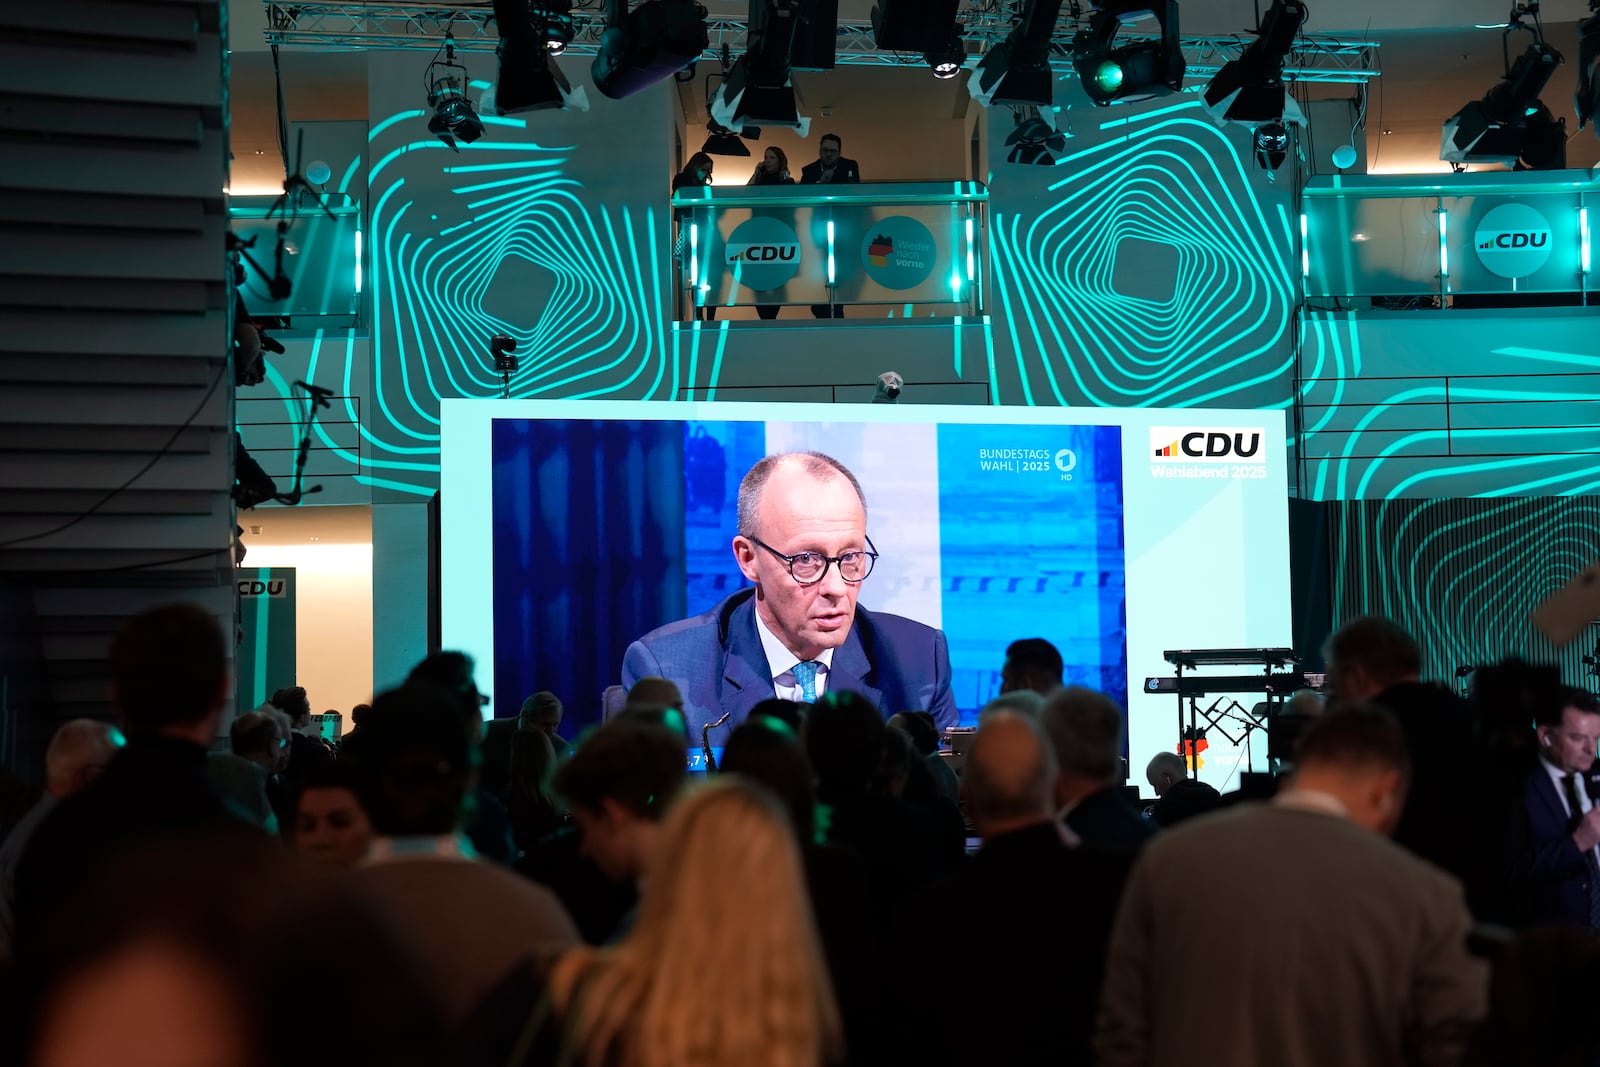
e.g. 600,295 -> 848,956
1472,202 -> 1554,279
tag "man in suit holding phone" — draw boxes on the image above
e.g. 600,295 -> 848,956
1508,686 -> 1600,927
800,134 -> 859,319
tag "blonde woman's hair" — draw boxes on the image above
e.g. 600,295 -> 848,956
552,777 -> 841,1067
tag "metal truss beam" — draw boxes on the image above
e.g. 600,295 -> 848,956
263,3 -> 1378,84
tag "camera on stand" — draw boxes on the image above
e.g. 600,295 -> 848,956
491,334 -> 520,398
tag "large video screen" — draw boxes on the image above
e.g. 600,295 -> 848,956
441,401 -> 1291,789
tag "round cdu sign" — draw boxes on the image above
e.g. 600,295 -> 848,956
860,215 -> 938,290
1472,202 -> 1554,279
724,216 -> 802,291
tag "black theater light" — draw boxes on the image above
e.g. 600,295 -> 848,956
1253,121 -> 1290,173
702,120 -> 754,155
1004,105 -> 1067,165
1442,36 -> 1565,169
968,0 -> 1064,109
710,0 -> 811,134
1575,3 -> 1599,135
539,1 -> 575,55
490,0 -> 590,113
1072,0 -> 1185,107
591,0 -> 710,100
1202,0 -> 1307,126
425,34 -> 484,151
924,24 -> 967,80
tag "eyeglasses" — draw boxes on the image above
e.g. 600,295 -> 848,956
746,534 -> 878,585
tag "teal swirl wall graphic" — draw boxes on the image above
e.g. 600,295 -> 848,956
360,54 -> 678,498
1329,497 -> 1600,686
1299,309 -> 1600,500
987,101 -> 1297,410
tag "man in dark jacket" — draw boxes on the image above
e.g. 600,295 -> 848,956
895,711 -> 1130,1067
15,604 -> 245,939
1041,686 -> 1156,852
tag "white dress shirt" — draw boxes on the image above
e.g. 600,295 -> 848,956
753,610 -> 835,702
1543,757 -> 1595,819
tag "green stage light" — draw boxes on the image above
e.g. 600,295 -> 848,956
1094,61 -> 1125,93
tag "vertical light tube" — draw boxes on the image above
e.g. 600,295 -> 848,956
1299,212 -> 1308,278
1438,209 -> 1449,284
965,217 -> 975,281
353,229 -> 363,294
689,222 -> 699,290
1582,207 -> 1592,275
827,219 -> 836,286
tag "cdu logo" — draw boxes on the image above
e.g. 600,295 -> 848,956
1473,202 -> 1554,279
727,243 -> 799,263
724,217 -> 802,291
238,578 -> 287,598
1150,426 -> 1266,464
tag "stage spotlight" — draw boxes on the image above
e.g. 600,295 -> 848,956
1004,106 -> 1067,165
591,0 -> 710,100
702,120 -> 754,155
710,0 -> 811,135
529,0 -> 574,54
968,0 -> 1064,108
923,25 -> 966,80
1441,40 -> 1564,168
1577,5 -> 1599,133
424,35 -> 484,152
1203,0 -> 1307,126
1253,121 -> 1290,173
490,0 -> 590,113
1072,0 -> 1185,107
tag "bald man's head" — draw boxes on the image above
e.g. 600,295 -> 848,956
965,711 -> 1057,836
45,719 -> 124,798
1146,751 -> 1187,796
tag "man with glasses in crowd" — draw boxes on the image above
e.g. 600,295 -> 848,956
622,451 -> 957,745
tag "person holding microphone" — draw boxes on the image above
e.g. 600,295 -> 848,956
747,147 -> 794,320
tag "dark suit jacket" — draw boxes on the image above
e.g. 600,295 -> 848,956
14,735 -> 244,937
1508,763 -> 1595,926
621,589 -> 957,744
894,822 -> 1132,1067
479,718 -> 518,800
800,157 -> 861,184
1065,786 -> 1157,852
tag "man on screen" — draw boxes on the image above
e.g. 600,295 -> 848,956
622,452 -> 957,745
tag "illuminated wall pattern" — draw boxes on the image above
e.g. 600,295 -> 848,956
248,62 -> 1585,507
1328,497 -> 1600,685
366,123 -> 667,497
988,99 -> 1297,410
1299,309 -> 1600,500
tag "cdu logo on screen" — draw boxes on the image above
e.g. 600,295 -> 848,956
1150,427 -> 1265,464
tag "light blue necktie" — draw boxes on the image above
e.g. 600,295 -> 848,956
792,660 -> 820,703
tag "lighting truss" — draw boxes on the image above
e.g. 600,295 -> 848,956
262,3 -> 1381,85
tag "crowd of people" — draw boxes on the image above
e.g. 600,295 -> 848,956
0,601 -> 1598,1066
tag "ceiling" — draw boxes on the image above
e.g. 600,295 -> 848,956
230,0 -> 1599,42
225,1 -> 1600,183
